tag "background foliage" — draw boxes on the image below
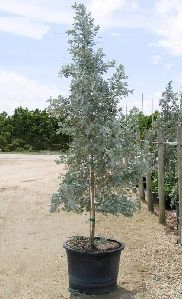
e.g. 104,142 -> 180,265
0,105 -> 158,153
0,107 -> 70,152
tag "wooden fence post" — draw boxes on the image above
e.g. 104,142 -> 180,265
157,128 -> 165,224
136,129 -> 145,202
177,126 -> 182,244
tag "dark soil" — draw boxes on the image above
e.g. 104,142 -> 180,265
65,236 -> 120,253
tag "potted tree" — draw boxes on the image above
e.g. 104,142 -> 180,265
49,3 -> 141,295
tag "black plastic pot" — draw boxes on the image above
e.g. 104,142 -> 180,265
63,237 -> 124,295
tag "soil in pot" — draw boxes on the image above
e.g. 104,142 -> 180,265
64,236 -> 124,295
66,236 -> 120,252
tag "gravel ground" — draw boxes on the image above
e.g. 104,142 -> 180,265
0,154 -> 182,299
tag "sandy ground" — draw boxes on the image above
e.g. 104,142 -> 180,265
0,154 -> 182,299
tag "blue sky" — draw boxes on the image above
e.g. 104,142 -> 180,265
0,0 -> 182,114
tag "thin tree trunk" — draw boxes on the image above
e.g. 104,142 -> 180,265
89,156 -> 96,247
177,126 -> 182,244
157,128 -> 165,224
139,179 -> 145,202
146,172 -> 154,212
145,131 -> 154,212
136,129 -> 145,202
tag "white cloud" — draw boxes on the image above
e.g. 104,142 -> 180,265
0,0 -> 141,27
0,0 -> 142,38
89,0 -> 141,27
0,0 -> 182,57
89,0 -> 182,57
0,71 -> 59,114
176,73 -> 182,85
151,54 -> 162,65
0,17 -> 49,39
89,0 -> 126,18
0,0 -> 72,39
152,0 -> 182,56
164,63 -> 174,70
0,0 -> 73,24
109,32 -> 122,36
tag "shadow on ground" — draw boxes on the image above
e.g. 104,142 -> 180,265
68,286 -> 139,299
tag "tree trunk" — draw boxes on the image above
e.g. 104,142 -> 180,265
144,131 -> 153,211
157,128 -> 165,224
146,172 -> 154,212
139,179 -> 145,202
177,126 -> 182,244
136,129 -> 145,202
89,157 -> 96,247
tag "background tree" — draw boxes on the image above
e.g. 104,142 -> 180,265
157,81 -> 182,204
121,107 -> 151,180
137,110 -> 159,138
0,107 -> 70,152
0,112 -> 11,151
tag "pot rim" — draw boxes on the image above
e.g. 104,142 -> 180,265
63,236 -> 125,255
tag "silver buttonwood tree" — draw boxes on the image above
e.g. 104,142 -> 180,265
157,81 -> 182,204
49,3 -> 141,246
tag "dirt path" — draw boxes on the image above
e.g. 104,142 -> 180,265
0,154 -> 182,299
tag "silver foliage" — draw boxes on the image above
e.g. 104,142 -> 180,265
49,4 -> 145,216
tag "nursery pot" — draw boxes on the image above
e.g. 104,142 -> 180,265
63,237 -> 124,295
